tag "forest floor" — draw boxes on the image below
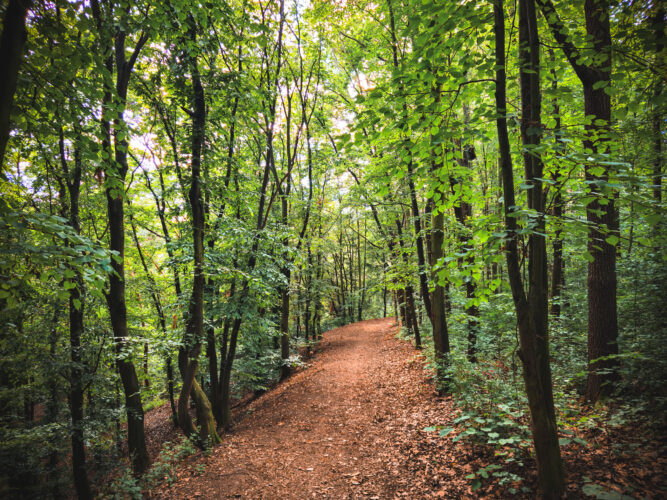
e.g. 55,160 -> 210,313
149,318 -> 666,499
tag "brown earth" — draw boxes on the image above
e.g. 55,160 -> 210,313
149,318 -> 666,499
152,318 -> 465,499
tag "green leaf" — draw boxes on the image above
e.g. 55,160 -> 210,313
581,482 -> 634,499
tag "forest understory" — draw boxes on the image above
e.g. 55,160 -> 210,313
110,319 -> 665,499
1,0 -> 666,498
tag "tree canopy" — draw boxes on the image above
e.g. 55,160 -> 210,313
0,0 -> 664,498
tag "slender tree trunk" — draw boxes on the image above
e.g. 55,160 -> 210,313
651,3 -> 664,204
394,215 -> 421,347
58,129 -> 92,499
452,142 -> 479,362
549,53 -> 565,319
279,176 -> 291,380
177,37 -> 221,446
128,205 -> 177,422
92,0 -> 150,473
495,1 -> 564,496
386,0 -> 432,323
47,310 -> 62,499
219,0 -> 284,422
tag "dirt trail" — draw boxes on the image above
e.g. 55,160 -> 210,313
152,318 -> 667,499
154,318 -> 459,499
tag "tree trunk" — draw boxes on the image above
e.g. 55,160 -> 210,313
651,2 -> 664,204
430,206 -> 451,364
279,178 -> 291,380
92,0 -> 150,474
452,142 -> 479,362
128,204 -> 177,422
537,0 -> 619,404
106,192 -> 149,474
0,0 -> 30,169
387,0 -> 432,324
428,117 -> 451,374
177,38 -> 221,446
582,1 -> 618,403
59,130 -> 92,499
495,1 -> 564,496
549,54 -> 565,319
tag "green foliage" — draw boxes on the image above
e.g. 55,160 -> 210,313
108,435 -> 200,498
0,0 -> 664,495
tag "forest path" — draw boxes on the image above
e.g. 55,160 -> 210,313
154,318 -> 465,499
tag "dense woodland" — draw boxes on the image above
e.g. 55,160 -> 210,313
0,0 -> 665,498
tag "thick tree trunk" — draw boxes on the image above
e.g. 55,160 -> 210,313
537,0 -> 619,404
428,124 -> 450,371
0,0 -> 30,168
106,193 -> 150,473
582,1 -> 618,403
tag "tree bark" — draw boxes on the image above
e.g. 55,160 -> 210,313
430,206 -> 451,362
0,0 -> 31,169
495,1 -> 564,496
452,141 -> 479,362
91,0 -> 150,473
59,128 -> 92,500
177,33 -> 221,445
537,0 -> 619,404
549,53 -> 565,319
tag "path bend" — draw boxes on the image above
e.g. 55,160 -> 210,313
155,318 -> 457,499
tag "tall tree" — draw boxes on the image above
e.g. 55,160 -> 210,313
537,0 -> 618,403
91,0 -> 150,474
176,17 -> 222,445
494,0 -> 564,496
58,126 -> 92,500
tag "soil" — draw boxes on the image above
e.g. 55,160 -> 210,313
148,318 -> 666,499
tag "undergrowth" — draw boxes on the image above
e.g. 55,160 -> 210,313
106,434 -> 204,499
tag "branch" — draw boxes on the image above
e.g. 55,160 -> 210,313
536,0 -> 594,83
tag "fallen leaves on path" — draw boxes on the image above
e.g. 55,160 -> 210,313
148,318 -> 666,499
